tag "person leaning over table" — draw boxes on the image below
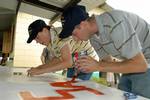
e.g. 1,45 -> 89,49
58,5 -> 150,98
26,20 -> 96,80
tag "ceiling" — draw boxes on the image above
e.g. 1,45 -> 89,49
0,0 -> 106,31
0,0 -> 18,31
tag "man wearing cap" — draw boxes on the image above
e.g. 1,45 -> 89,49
27,20 -> 73,76
59,5 -> 150,98
26,19 -> 96,80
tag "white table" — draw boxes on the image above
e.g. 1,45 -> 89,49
0,66 -> 149,100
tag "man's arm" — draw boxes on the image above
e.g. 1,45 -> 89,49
27,44 -> 73,76
99,52 -> 148,73
78,52 -> 148,74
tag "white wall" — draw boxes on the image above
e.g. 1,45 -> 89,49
14,12 -> 49,67
106,0 -> 150,23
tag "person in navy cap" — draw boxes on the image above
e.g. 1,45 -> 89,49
59,5 -> 150,98
60,5 -> 97,80
26,19 -> 73,77
26,18 -> 96,80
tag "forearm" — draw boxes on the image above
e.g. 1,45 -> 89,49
38,59 -> 72,74
99,58 -> 147,74
28,44 -> 73,76
38,57 -> 61,69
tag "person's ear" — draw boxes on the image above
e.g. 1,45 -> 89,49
42,27 -> 47,32
80,21 -> 85,25
80,20 -> 88,26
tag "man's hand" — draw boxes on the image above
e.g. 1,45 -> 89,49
76,56 -> 100,73
27,66 -> 44,76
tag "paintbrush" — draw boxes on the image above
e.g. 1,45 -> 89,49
71,52 -> 79,82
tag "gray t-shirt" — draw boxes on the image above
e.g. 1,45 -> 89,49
90,10 -> 150,68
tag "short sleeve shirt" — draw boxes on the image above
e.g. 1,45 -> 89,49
47,30 -> 68,58
47,27 -> 96,59
90,10 -> 150,67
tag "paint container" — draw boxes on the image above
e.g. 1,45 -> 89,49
79,50 -> 88,57
72,50 -> 88,62
13,72 -> 22,75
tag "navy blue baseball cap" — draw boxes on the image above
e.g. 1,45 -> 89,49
27,19 -> 47,43
59,5 -> 89,39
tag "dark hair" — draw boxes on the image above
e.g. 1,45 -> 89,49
45,26 -> 51,30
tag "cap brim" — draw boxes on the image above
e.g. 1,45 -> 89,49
27,36 -> 33,43
27,30 -> 37,43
